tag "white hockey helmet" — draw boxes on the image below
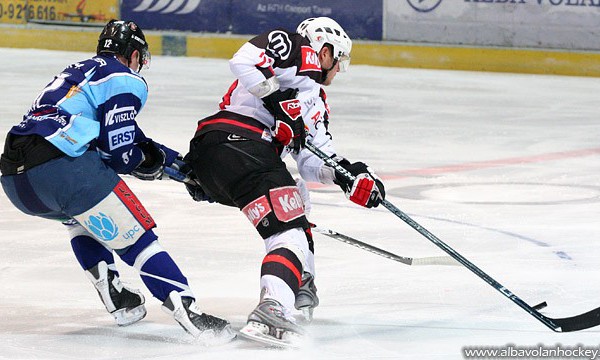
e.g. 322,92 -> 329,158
297,17 -> 352,72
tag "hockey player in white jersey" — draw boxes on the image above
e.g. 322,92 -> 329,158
0,20 -> 234,343
184,17 -> 385,347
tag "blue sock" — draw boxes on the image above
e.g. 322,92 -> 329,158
139,251 -> 190,302
70,235 -> 115,271
118,231 -> 192,302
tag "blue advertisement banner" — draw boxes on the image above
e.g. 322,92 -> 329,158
231,1 -> 382,40
122,0 -> 382,40
121,0 -> 230,33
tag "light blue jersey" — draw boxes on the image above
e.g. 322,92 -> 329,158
10,54 -> 149,173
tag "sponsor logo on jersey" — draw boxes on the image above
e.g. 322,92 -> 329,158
280,99 -> 301,121
270,187 -> 304,222
267,30 -> 292,61
85,212 -> 119,241
300,46 -> 321,72
311,110 -> 323,129
105,105 -> 137,126
108,125 -> 136,150
58,131 -> 78,145
132,0 -> 202,15
242,195 -> 272,227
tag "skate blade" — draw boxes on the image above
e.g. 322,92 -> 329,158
239,322 -> 302,349
300,307 -> 314,323
114,304 -> 147,326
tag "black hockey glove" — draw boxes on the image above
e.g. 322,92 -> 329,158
131,141 -> 165,181
262,88 -> 306,154
333,160 -> 386,208
184,174 -> 212,202
178,155 -> 213,202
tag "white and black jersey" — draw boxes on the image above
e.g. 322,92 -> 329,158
194,28 -> 338,184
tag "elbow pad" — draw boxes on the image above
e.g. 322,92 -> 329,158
248,77 -> 280,98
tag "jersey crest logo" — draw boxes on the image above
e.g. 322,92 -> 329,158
132,0 -> 202,15
300,46 -> 321,72
267,30 -> 292,61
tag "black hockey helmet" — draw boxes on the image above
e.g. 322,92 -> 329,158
97,19 -> 150,72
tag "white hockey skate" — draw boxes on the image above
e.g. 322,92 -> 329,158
295,272 -> 319,322
161,291 -> 236,344
240,299 -> 305,348
85,261 -> 147,326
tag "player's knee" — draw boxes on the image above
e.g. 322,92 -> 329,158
264,228 -> 312,271
242,185 -> 309,239
117,230 -> 160,267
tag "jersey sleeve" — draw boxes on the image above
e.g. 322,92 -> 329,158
229,30 -> 320,95
293,89 -> 338,184
95,73 -> 149,174
228,34 -> 278,93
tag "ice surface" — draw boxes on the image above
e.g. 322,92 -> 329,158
1,48 -> 599,359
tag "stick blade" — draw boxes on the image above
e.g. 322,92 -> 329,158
546,306 -> 600,332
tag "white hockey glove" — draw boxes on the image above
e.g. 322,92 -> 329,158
334,160 -> 385,208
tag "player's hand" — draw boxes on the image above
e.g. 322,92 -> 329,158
131,141 -> 165,180
262,88 -> 306,154
176,156 -> 213,202
334,161 -> 385,208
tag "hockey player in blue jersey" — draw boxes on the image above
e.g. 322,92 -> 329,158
0,20 -> 235,343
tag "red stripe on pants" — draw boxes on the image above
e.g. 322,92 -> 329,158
113,180 -> 156,230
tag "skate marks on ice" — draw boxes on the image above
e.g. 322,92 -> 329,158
392,182 -> 600,206
312,178 -> 588,262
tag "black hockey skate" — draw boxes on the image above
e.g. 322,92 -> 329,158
85,261 -> 146,326
295,272 -> 319,322
161,291 -> 236,344
240,299 -> 305,348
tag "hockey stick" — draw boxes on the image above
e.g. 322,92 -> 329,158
304,140 -> 600,332
312,225 -> 458,266
163,166 -> 195,185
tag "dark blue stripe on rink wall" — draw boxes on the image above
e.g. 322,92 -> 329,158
121,0 -> 383,40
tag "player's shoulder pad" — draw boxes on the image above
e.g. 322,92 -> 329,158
250,28 -> 304,64
90,55 -> 148,105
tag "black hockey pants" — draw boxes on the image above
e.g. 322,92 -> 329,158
187,131 -> 310,239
